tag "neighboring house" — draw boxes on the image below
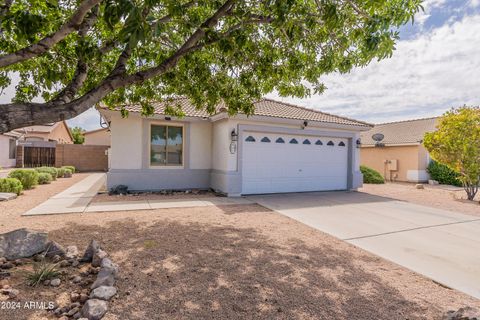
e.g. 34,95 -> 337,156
12,121 -> 74,144
360,117 -> 438,183
99,98 -> 372,196
0,131 -> 21,168
84,128 -> 111,146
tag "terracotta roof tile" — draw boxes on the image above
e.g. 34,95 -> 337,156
360,117 -> 438,146
105,98 -> 371,128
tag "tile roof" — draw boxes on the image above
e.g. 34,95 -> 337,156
360,117 -> 438,146
105,98 -> 371,128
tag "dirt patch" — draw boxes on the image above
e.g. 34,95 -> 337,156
360,182 -> 480,216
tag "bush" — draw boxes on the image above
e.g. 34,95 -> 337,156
35,167 -> 58,180
38,172 -> 53,184
24,260 -> 60,287
56,167 -> 66,178
360,165 -> 385,184
427,161 -> 462,187
62,165 -> 76,174
0,178 -> 23,195
8,169 -> 39,189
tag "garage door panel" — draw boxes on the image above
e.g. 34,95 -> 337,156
242,132 -> 348,194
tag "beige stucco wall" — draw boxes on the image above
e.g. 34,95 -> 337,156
22,122 -> 73,144
84,129 -> 111,146
0,135 -> 16,168
108,113 -> 212,170
360,145 -> 430,182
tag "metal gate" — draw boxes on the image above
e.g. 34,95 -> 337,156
18,141 -> 56,167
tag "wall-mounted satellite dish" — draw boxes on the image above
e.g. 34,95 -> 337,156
372,133 -> 384,142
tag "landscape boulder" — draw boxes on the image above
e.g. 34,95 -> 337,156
81,299 -> 108,320
444,307 -> 480,320
91,268 -> 115,289
92,249 -> 108,267
90,286 -> 117,301
0,229 -> 48,260
44,241 -> 66,258
80,240 -> 100,263
65,245 -> 79,259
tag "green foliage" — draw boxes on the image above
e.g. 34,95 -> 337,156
24,260 -> 60,287
424,107 -> 480,200
56,167 -> 66,178
35,167 -> 58,180
62,165 -> 76,173
0,177 -> 23,195
70,126 -> 85,144
8,169 -> 39,189
0,0 -> 422,118
427,161 -> 462,187
37,172 -> 53,184
360,165 -> 385,184
64,168 -> 73,175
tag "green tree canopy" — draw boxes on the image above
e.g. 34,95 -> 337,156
70,126 -> 85,144
424,107 -> 480,201
0,0 -> 422,133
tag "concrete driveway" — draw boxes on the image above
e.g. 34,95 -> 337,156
249,191 -> 480,299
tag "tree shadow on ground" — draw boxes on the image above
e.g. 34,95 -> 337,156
51,219 -> 432,320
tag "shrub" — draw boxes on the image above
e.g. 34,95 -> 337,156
0,178 -> 23,195
35,167 -> 58,180
62,165 -> 76,174
56,167 -> 66,178
63,168 -> 73,177
360,165 -> 385,184
23,260 -> 60,287
8,169 -> 39,189
38,172 -> 53,185
427,161 -> 462,187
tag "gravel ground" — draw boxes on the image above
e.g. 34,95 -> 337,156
360,182 -> 480,216
0,174 -> 479,319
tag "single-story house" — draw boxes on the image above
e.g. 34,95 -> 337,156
13,121 -> 74,144
99,98 -> 372,196
84,128 -> 111,146
360,117 -> 438,182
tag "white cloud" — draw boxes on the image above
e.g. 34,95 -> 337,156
67,108 -> 102,131
270,14 -> 480,123
414,0 -> 447,26
469,0 -> 480,8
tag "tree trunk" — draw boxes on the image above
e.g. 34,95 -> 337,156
464,182 -> 478,201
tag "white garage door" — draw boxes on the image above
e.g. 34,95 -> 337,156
242,132 -> 348,194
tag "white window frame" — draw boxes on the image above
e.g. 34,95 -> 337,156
149,123 -> 184,169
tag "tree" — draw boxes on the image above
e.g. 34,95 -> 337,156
424,107 -> 480,201
70,126 -> 85,144
0,0 -> 422,133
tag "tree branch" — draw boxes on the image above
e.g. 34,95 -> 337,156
0,0 -> 102,68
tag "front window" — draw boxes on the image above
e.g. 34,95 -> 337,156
150,125 -> 183,166
8,139 -> 16,159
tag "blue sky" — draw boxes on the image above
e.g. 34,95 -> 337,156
2,0 -> 480,130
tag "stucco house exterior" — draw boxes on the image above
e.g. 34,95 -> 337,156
14,121 -> 74,144
360,117 -> 438,183
0,131 -> 21,168
84,128 -> 111,146
100,98 -> 372,196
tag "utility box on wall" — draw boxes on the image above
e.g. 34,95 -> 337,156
387,159 -> 398,171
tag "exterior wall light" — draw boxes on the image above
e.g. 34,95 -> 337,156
356,138 -> 361,148
230,129 -> 238,142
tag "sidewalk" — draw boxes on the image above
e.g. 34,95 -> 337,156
23,173 -> 252,216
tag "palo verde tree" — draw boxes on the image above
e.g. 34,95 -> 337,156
424,107 -> 480,201
0,0 -> 422,133
70,126 -> 85,144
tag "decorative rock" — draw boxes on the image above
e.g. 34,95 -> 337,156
72,276 -> 82,284
67,307 -> 80,317
0,228 -> 48,260
81,299 -> 108,320
0,262 -> 13,269
44,241 -> 66,258
1,288 -> 19,299
65,246 -> 79,259
52,255 -> 62,263
80,240 -> 100,263
59,260 -> 70,268
71,292 -> 80,302
0,193 -> 17,201
109,184 -> 128,195
0,257 -> 6,264
90,286 -> 117,301
415,184 -> 424,189
73,312 -> 82,319
71,259 -> 80,267
43,279 -> 50,286
50,278 -> 61,287
79,293 -> 89,303
100,258 -> 119,278
59,316 -> 69,320
444,307 -> 480,320
428,179 -> 440,185
91,268 -> 115,289
92,249 -> 108,267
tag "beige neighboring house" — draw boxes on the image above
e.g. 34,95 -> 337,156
84,128 -> 111,146
0,131 -> 21,168
13,121 -> 74,144
360,117 -> 438,183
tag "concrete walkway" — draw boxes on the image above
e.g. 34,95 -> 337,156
249,191 -> 480,299
23,173 -> 252,216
